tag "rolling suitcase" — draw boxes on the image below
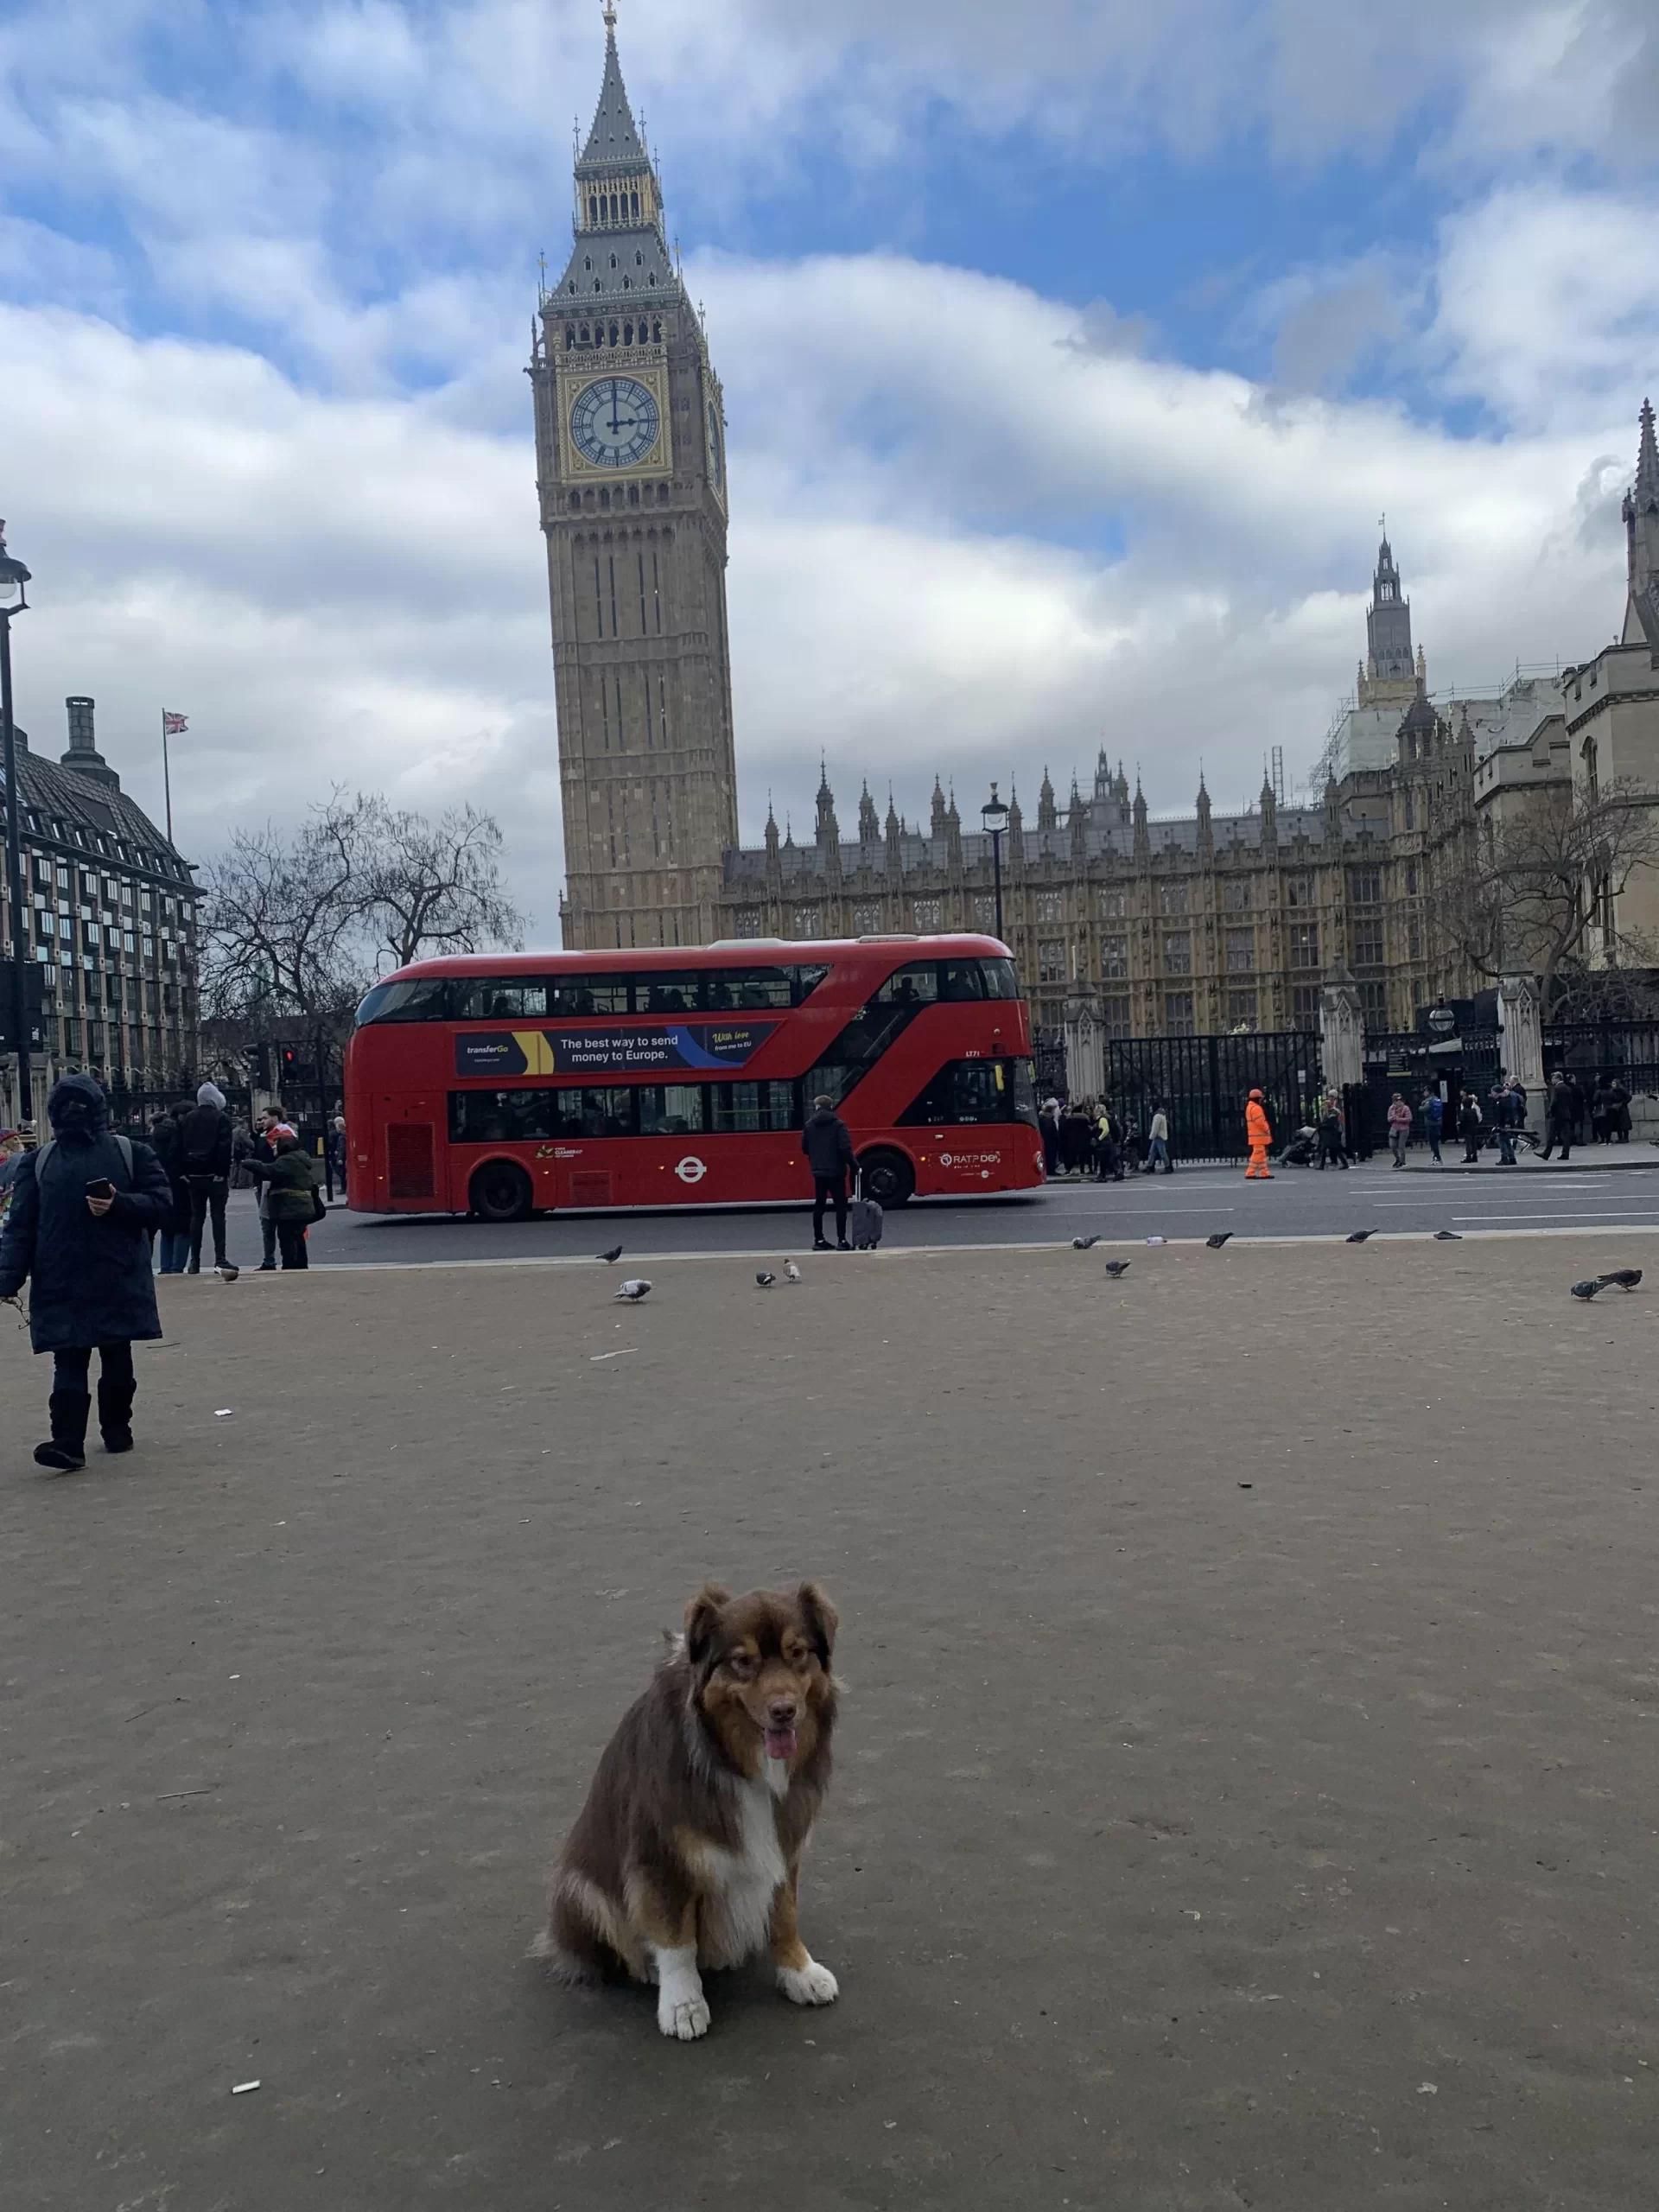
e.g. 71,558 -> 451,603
847,1174 -> 883,1251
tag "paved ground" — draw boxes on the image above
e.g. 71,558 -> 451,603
200,1150 -> 1659,1274
3,1238 -> 1657,2209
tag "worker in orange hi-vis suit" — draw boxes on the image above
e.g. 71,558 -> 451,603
1244,1088 -> 1274,1179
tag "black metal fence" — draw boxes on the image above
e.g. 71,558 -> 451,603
1542,1020 -> 1659,1091
1103,1032 -> 1323,1162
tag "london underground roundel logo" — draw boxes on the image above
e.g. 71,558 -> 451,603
675,1155 -> 707,1185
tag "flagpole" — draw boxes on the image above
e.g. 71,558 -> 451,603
162,708 -> 173,844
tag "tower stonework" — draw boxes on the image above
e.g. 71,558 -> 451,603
530,9 -> 735,950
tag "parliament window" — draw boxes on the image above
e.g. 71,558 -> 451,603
1226,989 -> 1258,1031
1097,888 -> 1127,918
734,908 -> 762,938
1286,874 -> 1313,907
1103,994 -> 1132,1039
1289,922 -> 1319,969
1162,992 -> 1194,1036
1222,878 -> 1252,912
793,906 -> 823,936
973,895 -> 996,928
1036,891 -> 1064,923
1158,883 -> 1188,916
853,901 -> 883,932
1348,866 -> 1382,906
1100,935 -> 1128,979
1037,939 -> 1066,984
1161,931 -> 1191,974
1291,984 -> 1320,1020
912,898 -> 942,930
1351,921 -> 1384,968
1224,927 -> 1255,972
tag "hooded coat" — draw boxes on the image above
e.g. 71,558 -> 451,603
1245,1096 -> 1272,1150
0,1075 -> 170,1352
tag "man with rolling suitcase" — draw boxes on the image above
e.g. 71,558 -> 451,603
802,1093 -> 855,1250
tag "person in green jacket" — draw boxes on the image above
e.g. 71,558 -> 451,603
241,1134 -> 318,1269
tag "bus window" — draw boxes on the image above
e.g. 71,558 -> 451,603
638,1084 -> 706,1134
938,961 -> 986,1001
872,963 -> 938,1007
550,976 -> 631,1015
357,976 -> 451,1025
791,964 -> 830,1002
703,967 -> 793,1010
639,972 -> 702,1014
578,1088 -> 634,1136
454,980 -> 549,1020
709,1080 -> 796,1133
979,958 -> 1019,999
897,1058 -> 1034,1126
449,1088 -> 563,1142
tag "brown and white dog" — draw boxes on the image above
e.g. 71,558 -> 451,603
531,1580 -> 840,2040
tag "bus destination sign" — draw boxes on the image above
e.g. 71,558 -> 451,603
455,1022 -> 779,1080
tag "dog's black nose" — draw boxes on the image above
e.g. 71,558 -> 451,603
767,1698 -> 798,1726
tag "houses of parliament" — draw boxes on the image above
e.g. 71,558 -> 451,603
533,14 -> 1654,1053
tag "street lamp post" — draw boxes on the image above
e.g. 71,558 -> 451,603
0,523 -> 33,1128
980,781 -> 1010,944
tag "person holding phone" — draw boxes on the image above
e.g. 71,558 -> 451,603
0,1073 -> 172,1471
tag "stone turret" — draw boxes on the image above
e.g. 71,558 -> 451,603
857,780 -> 880,843
885,791 -> 902,879
1037,768 -> 1057,832
1195,771 -> 1212,861
945,789 -> 963,870
930,776 -> 948,837
1132,776 -> 1149,863
1068,780 -> 1088,863
1006,784 -> 1024,875
1622,397 -> 1659,657
1259,770 -> 1278,855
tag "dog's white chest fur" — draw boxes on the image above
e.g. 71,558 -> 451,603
698,1776 -> 785,1967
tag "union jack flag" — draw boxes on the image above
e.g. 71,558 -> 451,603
162,710 -> 188,735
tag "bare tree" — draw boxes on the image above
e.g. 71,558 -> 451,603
199,791 -> 376,1028
360,800 -> 527,972
1430,779 -> 1659,1013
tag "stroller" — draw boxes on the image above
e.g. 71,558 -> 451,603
1276,1124 -> 1319,1167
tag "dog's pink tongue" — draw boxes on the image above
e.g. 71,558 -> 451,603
765,1725 -> 798,1762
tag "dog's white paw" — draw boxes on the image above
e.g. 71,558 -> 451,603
777,1957 -> 839,2006
658,1990 -> 711,2040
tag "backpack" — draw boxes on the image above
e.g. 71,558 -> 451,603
35,1136 -> 133,1186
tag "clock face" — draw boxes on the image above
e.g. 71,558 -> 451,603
706,398 -> 724,488
570,377 -> 660,468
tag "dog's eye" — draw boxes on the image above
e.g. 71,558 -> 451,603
726,1651 -> 757,1678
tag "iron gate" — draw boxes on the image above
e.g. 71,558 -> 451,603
1103,1033 -> 1322,1162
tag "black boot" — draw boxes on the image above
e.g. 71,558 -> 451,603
35,1390 -> 90,1472
99,1376 -> 137,1454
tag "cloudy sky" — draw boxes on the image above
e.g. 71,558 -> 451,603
3,0 -> 1657,933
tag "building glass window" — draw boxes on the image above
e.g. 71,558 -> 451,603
1288,922 -> 1319,969
1162,991 -> 1194,1036
1291,984 -> 1320,1020
1097,887 -> 1127,918
1224,927 -> 1255,972
1157,882 -> 1188,916
1226,989 -> 1258,1031
853,901 -> 883,933
1286,874 -> 1313,907
1103,994 -> 1132,1039
1037,939 -> 1066,984
912,898 -> 942,931
1100,935 -> 1128,979
1222,878 -> 1252,912
972,895 -> 996,929
1035,891 -> 1064,923
793,906 -> 823,937
1161,931 -> 1192,975
733,908 -> 762,938
1351,922 -> 1384,968
1348,866 -> 1382,906
1359,980 -> 1387,1030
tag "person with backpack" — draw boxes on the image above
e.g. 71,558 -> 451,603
1458,1090 -> 1483,1163
0,1073 -> 173,1470
800,1093 -> 855,1250
178,1081 -> 235,1274
1421,1087 -> 1445,1166
240,1130 -> 321,1268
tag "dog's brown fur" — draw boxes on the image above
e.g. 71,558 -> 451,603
531,1582 -> 839,2037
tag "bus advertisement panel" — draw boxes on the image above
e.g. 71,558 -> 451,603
344,934 -> 1044,1222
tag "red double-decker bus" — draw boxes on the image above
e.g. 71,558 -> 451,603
344,934 -> 1044,1221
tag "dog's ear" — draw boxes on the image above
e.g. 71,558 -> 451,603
796,1581 -> 838,1667
683,1583 -> 731,1668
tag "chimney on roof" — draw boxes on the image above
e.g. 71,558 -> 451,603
61,696 -> 121,791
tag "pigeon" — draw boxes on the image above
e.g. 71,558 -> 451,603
1205,1232 -> 1232,1249
214,1263 -> 240,1281
784,1260 -> 802,1282
1103,1260 -> 1131,1278
614,1278 -> 652,1302
755,1271 -> 776,1287
597,1245 -> 624,1264
1344,1230 -> 1373,1243
1569,1278 -> 1604,1300
1598,1267 -> 1643,1290
1433,1230 -> 1462,1242
1071,1235 -> 1101,1250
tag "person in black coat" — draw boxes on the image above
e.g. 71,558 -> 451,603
800,1094 -> 855,1250
178,1080 -> 235,1273
0,1073 -> 171,1471
148,1103 -> 194,1274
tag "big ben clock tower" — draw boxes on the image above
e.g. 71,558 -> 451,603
530,4 -> 737,950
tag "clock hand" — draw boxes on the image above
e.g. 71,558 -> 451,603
607,379 -> 624,436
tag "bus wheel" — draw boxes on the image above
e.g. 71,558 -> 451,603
859,1148 -> 914,1209
469,1161 -> 533,1224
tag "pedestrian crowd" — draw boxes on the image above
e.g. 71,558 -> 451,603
1037,1096 -> 1176,1182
